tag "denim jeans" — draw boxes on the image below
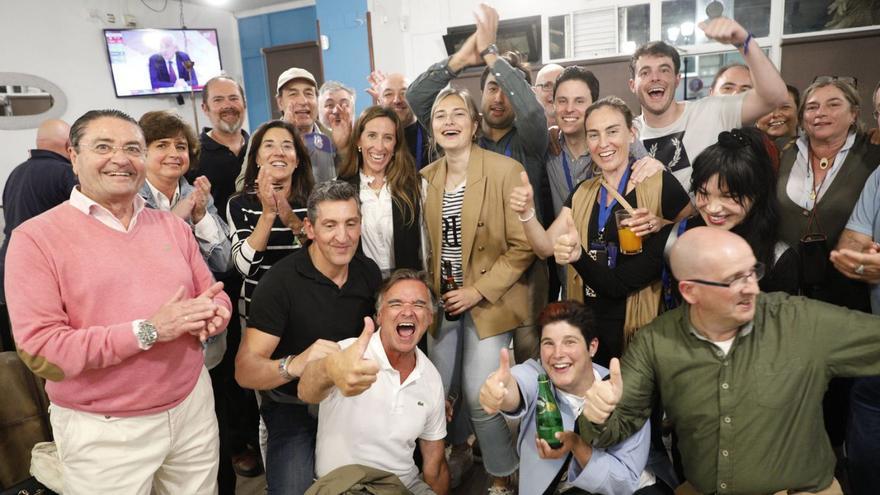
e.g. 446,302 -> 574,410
260,399 -> 317,495
847,376 -> 880,495
428,312 -> 518,477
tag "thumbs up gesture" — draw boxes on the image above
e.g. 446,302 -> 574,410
509,171 -> 535,215
583,358 -> 624,424
479,348 -> 515,414
553,215 -> 582,265
327,317 -> 381,397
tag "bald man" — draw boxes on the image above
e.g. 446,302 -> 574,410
369,71 -> 431,169
576,227 -> 880,494
1,120 -> 76,298
532,63 -> 564,126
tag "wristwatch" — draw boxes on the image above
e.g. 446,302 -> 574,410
136,320 -> 158,350
480,43 -> 499,57
279,354 -> 296,381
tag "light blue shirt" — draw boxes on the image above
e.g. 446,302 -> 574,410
504,359 -> 650,495
845,165 -> 880,314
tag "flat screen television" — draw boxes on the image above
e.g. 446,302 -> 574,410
104,28 -> 223,97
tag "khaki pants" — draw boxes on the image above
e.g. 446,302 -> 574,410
50,367 -> 219,495
675,478 -> 843,495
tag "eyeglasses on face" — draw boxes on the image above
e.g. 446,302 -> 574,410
533,82 -> 555,93
79,142 -> 145,158
685,262 -> 765,289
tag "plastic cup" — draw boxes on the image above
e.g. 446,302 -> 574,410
615,210 -> 642,255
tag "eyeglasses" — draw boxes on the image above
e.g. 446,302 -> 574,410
685,262 -> 765,289
811,75 -> 858,89
533,82 -> 555,93
79,142 -> 145,157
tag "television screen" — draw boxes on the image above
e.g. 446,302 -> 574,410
104,28 -> 223,97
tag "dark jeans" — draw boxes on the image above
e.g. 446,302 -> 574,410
847,376 -> 880,495
261,399 -> 317,495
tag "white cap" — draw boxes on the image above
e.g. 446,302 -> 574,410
276,68 -> 318,94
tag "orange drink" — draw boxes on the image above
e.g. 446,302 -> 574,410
614,210 -> 642,254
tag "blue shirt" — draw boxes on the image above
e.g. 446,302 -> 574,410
505,359 -> 650,495
845,165 -> 880,314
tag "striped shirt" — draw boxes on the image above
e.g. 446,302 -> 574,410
440,183 -> 465,287
227,193 -> 305,322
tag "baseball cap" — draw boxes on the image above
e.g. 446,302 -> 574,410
277,68 -> 318,93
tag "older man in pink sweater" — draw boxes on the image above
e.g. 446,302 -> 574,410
5,109 -> 231,495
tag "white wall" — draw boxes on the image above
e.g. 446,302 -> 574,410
0,0 -> 242,197
369,0 -> 600,79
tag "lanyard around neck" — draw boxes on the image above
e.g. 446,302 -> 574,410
597,166 -> 632,233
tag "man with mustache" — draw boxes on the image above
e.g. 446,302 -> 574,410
630,17 -> 788,191
578,227 -> 880,494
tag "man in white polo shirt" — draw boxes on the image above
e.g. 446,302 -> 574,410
298,269 -> 449,494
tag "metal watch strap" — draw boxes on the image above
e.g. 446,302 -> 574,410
279,355 -> 295,381
136,320 -> 158,350
480,43 -> 498,57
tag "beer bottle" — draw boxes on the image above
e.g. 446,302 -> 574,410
536,373 -> 564,449
440,260 -> 461,321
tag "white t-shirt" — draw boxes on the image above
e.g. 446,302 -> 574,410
636,93 -> 745,191
315,331 -> 447,488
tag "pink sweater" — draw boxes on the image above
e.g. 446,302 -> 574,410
5,203 -> 231,416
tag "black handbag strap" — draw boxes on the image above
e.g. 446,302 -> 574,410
542,420 -> 580,495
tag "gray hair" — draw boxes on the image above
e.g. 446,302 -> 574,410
375,269 -> 436,313
306,180 -> 361,223
70,109 -> 141,150
319,80 -> 356,106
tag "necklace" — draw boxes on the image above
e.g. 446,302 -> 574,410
809,146 -> 837,171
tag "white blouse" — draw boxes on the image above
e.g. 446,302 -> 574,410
785,132 -> 856,210
359,172 -> 395,276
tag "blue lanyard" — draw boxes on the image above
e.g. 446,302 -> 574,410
597,166 -> 632,234
561,150 -> 574,192
415,126 -> 424,169
480,136 -> 512,157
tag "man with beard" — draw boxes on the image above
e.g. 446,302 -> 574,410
190,76 -> 248,213
368,71 -> 432,170
188,75 -> 263,491
407,4 -> 548,222
630,17 -> 787,191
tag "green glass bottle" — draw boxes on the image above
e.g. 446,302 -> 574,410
536,373 -> 564,449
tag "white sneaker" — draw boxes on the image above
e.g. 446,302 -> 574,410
446,445 -> 474,489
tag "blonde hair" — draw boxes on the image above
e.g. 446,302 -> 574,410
429,87 -> 481,156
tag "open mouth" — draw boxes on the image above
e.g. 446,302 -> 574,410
647,86 -> 665,100
598,150 -> 616,159
550,362 -> 572,374
104,170 -> 133,177
441,129 -> 461,137
768,119 -> 786,128
560,116 -> 579,124
368,152 -> 387,162
270,160 -> 288,169
705,213 -> 729,226
396,322 -> 416,338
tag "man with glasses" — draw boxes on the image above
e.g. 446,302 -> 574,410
577,227 -> 880,495
532,63 -> 563,127
5,109 -> 232,494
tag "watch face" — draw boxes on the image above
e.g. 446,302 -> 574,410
706,1 -> 724,19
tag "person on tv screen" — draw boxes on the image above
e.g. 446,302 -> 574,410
149,34 -> 197,90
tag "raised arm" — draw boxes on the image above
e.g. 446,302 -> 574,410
509,170 -> 571,258
479,348 -> 521,414
699,17 -> 788,124
297,318 -> 380,403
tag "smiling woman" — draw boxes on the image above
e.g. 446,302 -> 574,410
337,105 -> 422,276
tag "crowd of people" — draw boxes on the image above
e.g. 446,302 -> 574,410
3,3 -> 880,495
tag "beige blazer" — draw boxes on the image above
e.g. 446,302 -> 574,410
421,145 -> 536,339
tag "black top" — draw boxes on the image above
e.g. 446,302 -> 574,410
0,149 -> 78,303
248,248 -> 382,400
404,120 -> 432,170
565,170 -> 690,366
187,128 -> 249,214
